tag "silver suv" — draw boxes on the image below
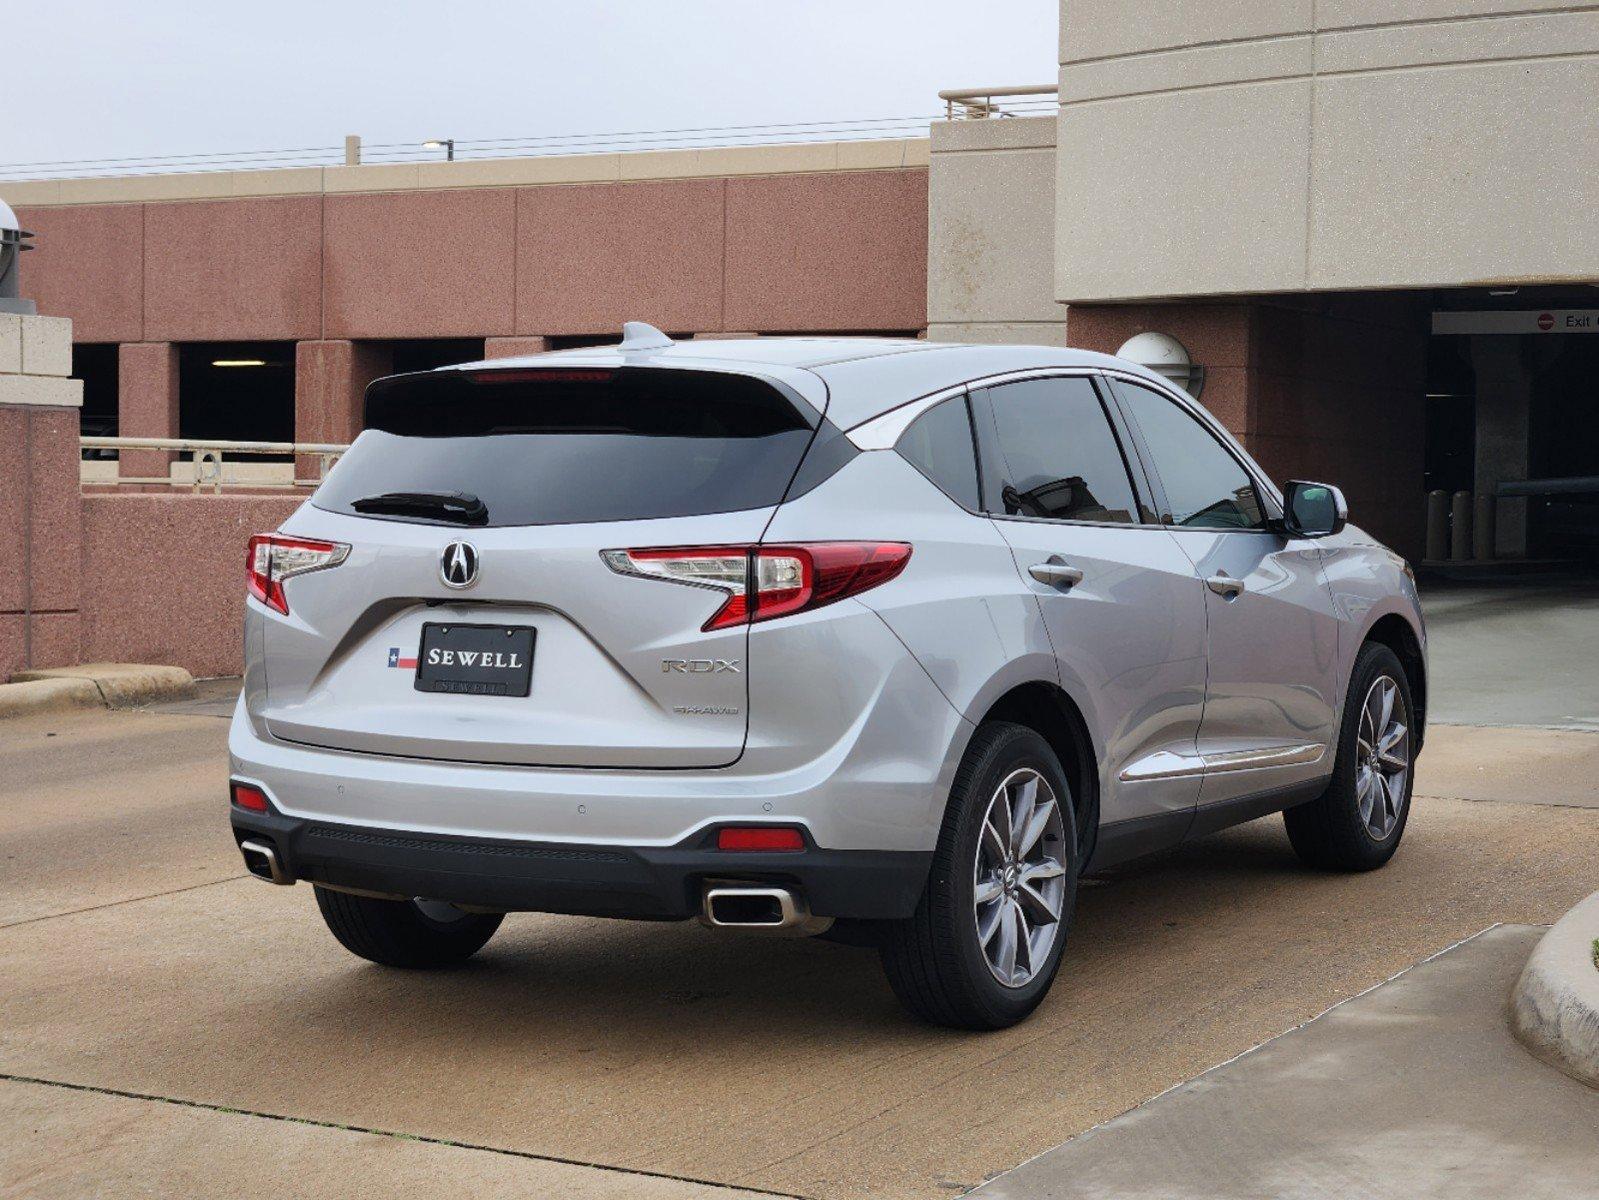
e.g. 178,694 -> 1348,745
230,324 -> 1426,1030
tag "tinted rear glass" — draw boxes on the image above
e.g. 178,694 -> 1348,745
312,367 -> 818,527
896,395 -> 979,510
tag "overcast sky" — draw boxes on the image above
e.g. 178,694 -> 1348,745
2,1 -> 1057,176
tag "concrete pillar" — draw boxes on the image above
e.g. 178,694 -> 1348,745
118,342 -> 179,484
483,336 -> 551,359
1469,337 -> 1530,558
294,340 -> 391,479
1425,491 -> 1450,562
344,134 -> 361,166
0,313 -> 84,677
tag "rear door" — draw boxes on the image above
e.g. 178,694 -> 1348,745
260,365 -> 822,769
1107,377 -> 1341,808
971,374 -> 1210,829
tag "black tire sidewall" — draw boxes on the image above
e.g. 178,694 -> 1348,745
1289,643 -> 1416,871
941,724 -> 1080,1026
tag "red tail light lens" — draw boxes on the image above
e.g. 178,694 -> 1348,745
602,542 -> 911,631
246,534 -> 350,615
230,781 -> 270,812
717,826 -> 805,852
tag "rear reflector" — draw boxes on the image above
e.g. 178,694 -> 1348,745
602,542 -> 911,632
247,534 -> 350,616
231,781 -> 270,812
717,826 -> 805,852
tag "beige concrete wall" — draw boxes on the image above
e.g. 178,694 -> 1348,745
927,118 -> 1067,345
1055,1 -> 1599,302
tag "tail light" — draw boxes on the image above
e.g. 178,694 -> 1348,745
246,534 -> 350,615
602,542 -> 911,631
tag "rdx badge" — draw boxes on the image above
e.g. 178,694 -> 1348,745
661,658 -> 741,674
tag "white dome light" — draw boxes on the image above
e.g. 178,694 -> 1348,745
1116,332 -> 1204,399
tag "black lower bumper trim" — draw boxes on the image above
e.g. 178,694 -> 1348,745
230,809 -> 932,922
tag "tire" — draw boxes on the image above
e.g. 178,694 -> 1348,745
314,886 -> 503,968
1284,642 -> 1416,872
880,722 -> 1080,1030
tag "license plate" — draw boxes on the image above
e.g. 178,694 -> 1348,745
415,623 -> 535,697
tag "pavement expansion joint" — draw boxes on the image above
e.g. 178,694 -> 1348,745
0,874 -> 248,931
0,1071 -> 811,1200
987,922 -> 1510,1189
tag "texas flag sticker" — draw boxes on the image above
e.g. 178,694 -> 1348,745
387,647 -> 418,670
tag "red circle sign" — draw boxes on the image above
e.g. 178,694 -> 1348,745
1538,312 -> 1555,331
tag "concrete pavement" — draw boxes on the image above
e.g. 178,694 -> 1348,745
0,1076 -> 771,1200
3,702 -> 1599,1197
1422,576 -> 1599,730
971,925 -> 1599,1199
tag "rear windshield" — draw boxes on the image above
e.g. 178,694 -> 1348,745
311,367 -> 819,527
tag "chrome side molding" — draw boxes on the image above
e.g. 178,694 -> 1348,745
1120,742 -> 1327,783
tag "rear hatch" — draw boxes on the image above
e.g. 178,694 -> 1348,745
260,364 -> 822,768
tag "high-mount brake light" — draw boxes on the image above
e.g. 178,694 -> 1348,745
601,542 -> 911,632
246,534 -> 350,616
464,368 -> 615,384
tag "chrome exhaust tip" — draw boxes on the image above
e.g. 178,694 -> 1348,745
239,839 -> 293,886
700,884 -> 832,935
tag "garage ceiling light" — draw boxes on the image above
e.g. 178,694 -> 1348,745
212,358 -> 267,368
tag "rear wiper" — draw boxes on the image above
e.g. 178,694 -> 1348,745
350,490 -> 489,525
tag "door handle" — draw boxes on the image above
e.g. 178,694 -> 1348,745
1205,572 -> 1246,599
1029,561 -> 1085,589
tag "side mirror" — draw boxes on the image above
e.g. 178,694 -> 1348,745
1281,480 -> 1347,538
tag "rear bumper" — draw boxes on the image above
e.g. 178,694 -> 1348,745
230,804 -> 931,921
229,671 -> 969,854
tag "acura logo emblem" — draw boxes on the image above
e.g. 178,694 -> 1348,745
440,541 -> 479,589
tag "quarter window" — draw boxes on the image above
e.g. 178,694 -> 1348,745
975,377 -> 1141,524
895,395 -> 980,510
1112,380 -> 1265,530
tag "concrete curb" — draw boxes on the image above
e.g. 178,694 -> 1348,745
0,676 -> 106,719
2,663 -> 198,717
1511,889 -> 1599,1088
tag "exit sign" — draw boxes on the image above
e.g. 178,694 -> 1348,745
1432,310 -> 1599,335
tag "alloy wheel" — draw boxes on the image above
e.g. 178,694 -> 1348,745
973,768 -> 1068,987
1356,675 -> 1410,840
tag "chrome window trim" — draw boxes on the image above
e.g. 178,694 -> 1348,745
1099,369 -> 1286,514
845,383 -> 971,450
846,363 -> 1294,535
844,366 -> 1106,451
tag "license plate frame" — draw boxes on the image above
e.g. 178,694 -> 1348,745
414,622 -> 535,697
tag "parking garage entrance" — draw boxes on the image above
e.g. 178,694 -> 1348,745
1428,300 -> 1599,563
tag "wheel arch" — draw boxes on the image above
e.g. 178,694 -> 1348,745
1362,612 -> 1427,748
969,680 -> 1100,864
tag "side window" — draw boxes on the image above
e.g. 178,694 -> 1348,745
975,376 -> 1141,524
895,395 -> 980,510
1112,380 -> 1265,530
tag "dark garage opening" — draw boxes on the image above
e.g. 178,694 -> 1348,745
388,338 -> 486,374
73,343 -> 119,446
177,342 -> 295,454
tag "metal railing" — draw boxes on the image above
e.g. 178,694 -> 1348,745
937,85 -> 1058,120
80,437 -> 347,493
